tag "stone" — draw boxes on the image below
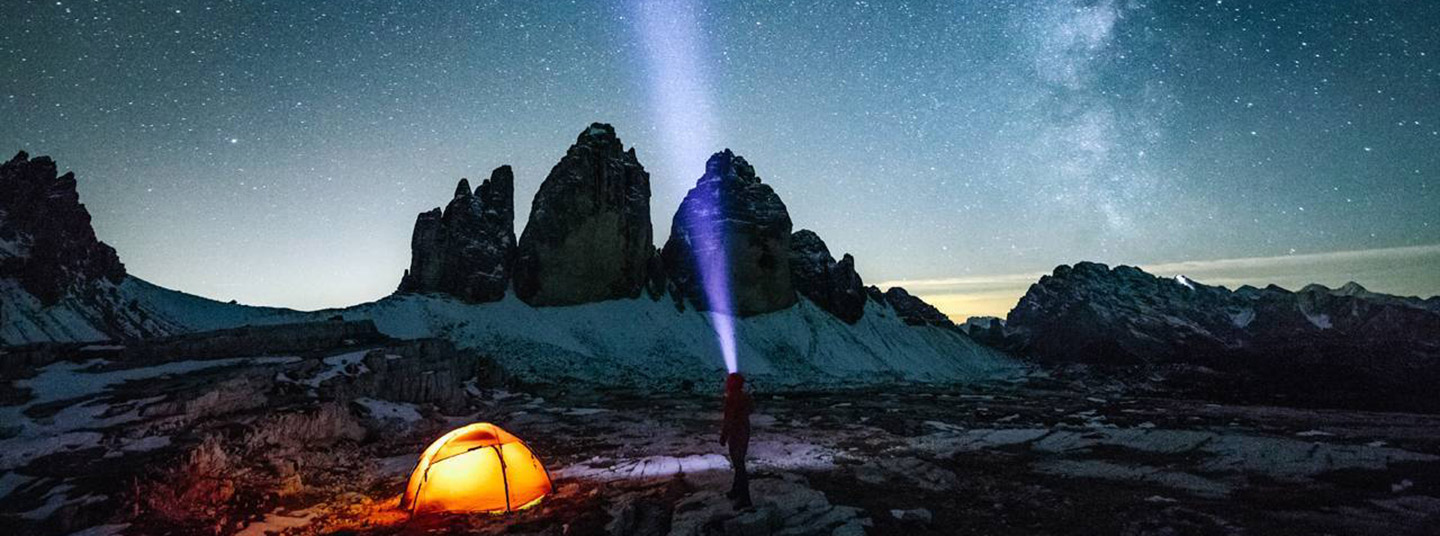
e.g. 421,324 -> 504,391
855,457 -> 958,492
890,508 -> 933,523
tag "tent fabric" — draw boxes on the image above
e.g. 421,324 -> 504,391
401,422 -> 552,514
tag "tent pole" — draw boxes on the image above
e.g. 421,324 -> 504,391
495,445 -> 512,512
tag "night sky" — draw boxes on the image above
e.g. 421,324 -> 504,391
3,0 -> 1437,318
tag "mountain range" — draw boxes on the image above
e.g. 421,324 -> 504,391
4,124 -> 1438,406
0,125 -> 1015,387
974,261 -> 1440,411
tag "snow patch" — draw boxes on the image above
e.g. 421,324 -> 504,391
354,398 -> 423,423
17,357 -> 297,406
303,349 -> 376,387
1229,309 -> 1255,328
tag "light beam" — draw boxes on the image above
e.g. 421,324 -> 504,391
631,0 -> 739,373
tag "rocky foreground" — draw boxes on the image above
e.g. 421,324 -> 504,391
3,333 -> 1438,535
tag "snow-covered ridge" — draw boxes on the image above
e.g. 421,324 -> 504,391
1,276 -> 1019,386
343,292 -> 1018,386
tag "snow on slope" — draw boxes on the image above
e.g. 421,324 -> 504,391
0,276 -> 305,345
0,279 -> 113,344
335,293 -> 1020,387
3,276 -> 1019,386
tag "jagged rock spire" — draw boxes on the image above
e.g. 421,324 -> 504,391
789,229 -> 867,323
513,123 -> 654,305
662,149 -> 797,316
0,151 -> 126,304
396,165 -> 515,302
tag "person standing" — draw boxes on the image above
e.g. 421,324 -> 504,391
720,372 -> 754,508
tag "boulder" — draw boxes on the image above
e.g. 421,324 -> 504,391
855,456 -> 958,492
890,508 -> 933,523
789,229 -> 866,323
662,150 -> 797,316
397,166 -> 515,302
514,123 -> 654,305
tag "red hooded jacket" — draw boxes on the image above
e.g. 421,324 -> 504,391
721,373 -> 753,446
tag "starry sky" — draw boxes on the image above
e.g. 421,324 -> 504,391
2,0 -> 1437,318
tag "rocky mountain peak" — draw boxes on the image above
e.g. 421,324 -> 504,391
700,149 -> 759,186
569,123 -> 630,158
1337,281 -> 1369,296
514,123 -> 654,305
578,122 -> 619,142
476,165 -> 514,224
397,165 -> 516,303
789,229 -> 866,323
0,151 -> 126,304
662,150 -> 796,316
883,287 -> 954,328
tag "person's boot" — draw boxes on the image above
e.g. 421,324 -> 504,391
734,492 -> 753,509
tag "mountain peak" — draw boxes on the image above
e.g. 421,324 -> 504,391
1338,281 -> 1369,296
702,149 -> 759,185
664,150 -> 795,315
578,122 -> 619,143
0,151 -> 126,304
516,123 -> 653,305
398,166 -> 516,302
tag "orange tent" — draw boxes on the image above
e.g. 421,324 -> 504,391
401,423 -> 553,514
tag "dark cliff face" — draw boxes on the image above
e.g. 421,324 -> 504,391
883,287 -> 955,328
662,150 -> 797,316
386,125 -> 970,326
0,151 -> 126,304
397,165 -> 515,302
1005,263 -> 1241,364
1006,261 -> 1440,365
513,123 -> 654,305
1004,261 -> 1440,411
789,229 -> 866,323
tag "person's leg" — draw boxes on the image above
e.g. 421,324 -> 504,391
727,441 -> 743,498
730,436 -> 751,507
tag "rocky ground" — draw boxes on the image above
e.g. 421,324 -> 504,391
3,346 -> 1440,536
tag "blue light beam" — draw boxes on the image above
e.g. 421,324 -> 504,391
632,0 -> 739,373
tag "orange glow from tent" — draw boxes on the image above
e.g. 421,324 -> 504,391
401,423 -> 553,514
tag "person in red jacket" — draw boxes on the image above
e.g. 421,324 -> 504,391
720,372 -> 754,507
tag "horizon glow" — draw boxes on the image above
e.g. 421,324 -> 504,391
632,0 -> 739,373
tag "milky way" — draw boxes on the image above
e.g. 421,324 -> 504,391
1,1 -> 1436,316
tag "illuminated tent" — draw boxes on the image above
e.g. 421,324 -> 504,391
401,423 -> 553,514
